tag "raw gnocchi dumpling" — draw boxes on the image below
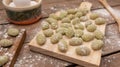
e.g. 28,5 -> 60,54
60,23 -> 72,28
90,13 -> 99,20
56,28 -> 67,35
69,37 -> 83,46
86,24 -> 97,32
85,21 -> 92,27
80,16 -> 88,22
76,45 -> 91,56
43,29 -> 53,37
41,21 -> 50,30
0,55 -> 9,66
7,28 -> 19,37
91,40 -> 104,50
67,14 -> 75,20
74,30 -> 83,37
82,33 -> 94,42
71,18 -> 80,25
46,18 -> 57,24
94,30 -> 104,40
49,13 -> 60,20
78,8 -> 89,16
75,11 -> 83,18
50,33 -> 62,44
95,17 -> 106,25
61,17 -> 71,23
74,23 -> 84,30
0,39 -> 13,47
58,39 -> 68,53
59,11 -> 68,19
67,9 -> 77,14
36,34 -> 46,45
51,22 -> 58,29
65,28 -> 74,38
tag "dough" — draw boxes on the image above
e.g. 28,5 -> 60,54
59,11 -> 68,19
46,18 -> 57,24
78,8 -> 89,16
74,29 -> 83,37
62,17 -> 71,23
75,11 -> 83,18
69,37 -> 83,46
36,34 -> 46,45
91,40 -> 104,50
7,28 -> 19,37
60,23 -> 72,28
95,17 -> 106,25
82,33 -> 94,42
90,13 -> 99,20
71,18 -> 80,25
67,9 -> 77,14
51,22 -> 58,29
85,20 -> 92,27
67,14 -> 75,20
65,28 -> 74,38
50,33 -> 62,44
56,28 -> 67,35
74,23 -> 84,30
94,30 -> 104,40
0,55 -> 9,66
49,13 -> 60,20
43,29 -> 53,37
0,39 -> 13,47
86,24 -> 97,32
80,16 -> 88,22
41,21 -> 50,30
76,45 -> 91,56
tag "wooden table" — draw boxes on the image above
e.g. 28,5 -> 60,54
1,0 -> 120,67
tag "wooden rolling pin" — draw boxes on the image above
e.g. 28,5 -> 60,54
99,0 -> 120,32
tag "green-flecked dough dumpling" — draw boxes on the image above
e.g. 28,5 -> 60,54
80,16 -> 88,22
76,45 -> 91,56
82,33 -> 94,42
58,39 -> 68,53
7,28 -> 19,37
85,21 -> 92,27
49,13 -> 60,20
95,17 -> 106,25
91,40 -> 104,50
61,17 -> 71,23
0,55 -> 9,66
46,18 -> 57,24
59,11 -> 68,19
86,24 -> 97,32
74,30 -> 83,37
74,23 -> 84,30
60,23 -> 72,28
65,28 -> 74,38
41,22 -> 50,30
36,34 -> 46,45
51,22 -> 58,29
94,30 -> 104,40
78,8 -> 89,16
69,37 -> 83,46
67,9 -> 77,14
43,29 -> 53,37
67,14 -> 75,20
71,18 -> 80,25
56,28 -> 67,35
50,33 -> 62,44
75,11 -> 83,18
0,39 -> 13,47
90,13 -> 99,20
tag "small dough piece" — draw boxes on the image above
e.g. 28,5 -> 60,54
59,11 -> 68,19
90,13 -> 99,20
51,33 -> 62,44
49,13 -> 60,20
91,40 -> 104,50
82,33 -> 94,42
74,23 -> 84,30
75,12 -> 83,18
56,28 -> 67,35
94,30 -> 104,40
58,39 -> 68,53
36,34 -> 46,45
0,39 -> 13,47
60,23 -> 72,28
65,28 -> 74,38
76,45 -> 91,56
85,21 -> 92,27
67,9 -> 77,14
95,17 -> 106,25
62,17 -> 71,23
41,21 -> 50,30
71,18 -> 80,25
0,55 -> 9,66
80,16 -> 88,22
7,28 -> 19,37
67,14 -> 75,20
51,22 -> 58,29
46,18 -> 57,24
74,30 -> 83,37
78,9 -> 89,16
43,29 -> 53,37
86,24 -> 97,32
69,37 -> 83,46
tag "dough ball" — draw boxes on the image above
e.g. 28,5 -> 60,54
36,34 -> 46,45
85,21 -> 92,27
0,55 -> 9,66
95,17 -> 106,25
7,28 -> 19,37
91,40 -> 104,50
74,23 -> 84,30
43,29 -> 53,37
59,11 -> 68,19
94,30 -> 104,40
49,13 -> 60,20
51,22 -> 58,30
56,28 -> 67,35
0,39 -> 13,47
75,12 -> 83,18
80,16 -> 88,22
41,21 -> 50,30
60,23 -> 72,28
67,9 -> 77,14
76,45 -> 91,56
67,14 -> 75,20
74,30 -> 83,37
58,39 -> 68,53
86,24 -> 97,32
78,9 -> 89,16
82,33 -> 94,42
69,37 -> 83,46
65,28 -> 74,38
46,18 -> 57,24
62,17 -> 71,23
50,33 -> 62,44
90,13 -> 99,20
71,18 -> 80,25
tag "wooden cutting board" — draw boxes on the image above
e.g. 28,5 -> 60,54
29,2 -> 106,67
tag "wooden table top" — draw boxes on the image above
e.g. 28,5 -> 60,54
1,0 -> 120,67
